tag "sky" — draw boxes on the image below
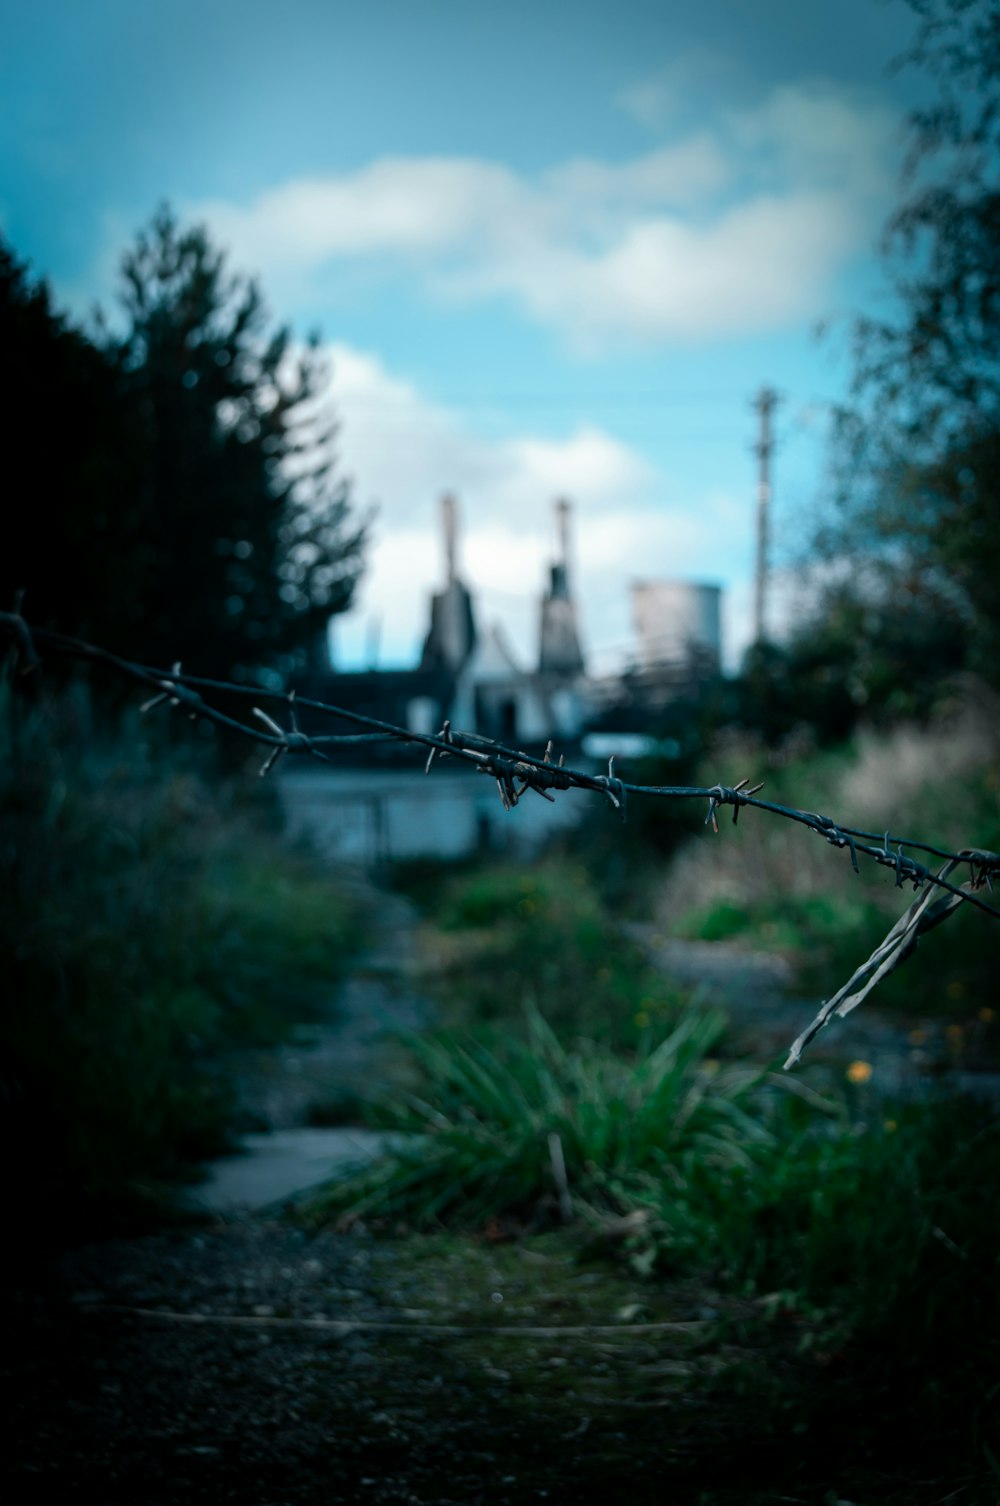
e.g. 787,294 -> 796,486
1,0 -> 931,673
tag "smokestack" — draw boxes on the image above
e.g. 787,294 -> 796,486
555,497 -> 570,577
538,497 -> 585,676
420,492 -> 477,674
441,492 -> 458,584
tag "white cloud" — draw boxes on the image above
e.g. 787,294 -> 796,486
464,190 -> 860,345
727,82 -> 898,199
188,80 -> 898,351
546,137 -> 732,213
614,50 -> 741,132
324,342 -> 747,671
199,157 -> 526,268
616,78 -> 678,133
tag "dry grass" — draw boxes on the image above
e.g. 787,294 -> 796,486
655,708 -> 1000,944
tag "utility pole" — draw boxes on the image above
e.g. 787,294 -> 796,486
752,385 -> 780,645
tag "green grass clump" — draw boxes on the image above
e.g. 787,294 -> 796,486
306,996 -> 1000,1376
309,1012 -> 1000,1493
0,688 -> 361,1222
307,1005 -> 767,1230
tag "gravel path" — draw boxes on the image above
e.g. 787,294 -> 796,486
230,887 -> 429,1133
3,892 -> 990,1504
0,1220 -> 729,1506
184,885 -> 429,1216
5,1223 -> 398,1504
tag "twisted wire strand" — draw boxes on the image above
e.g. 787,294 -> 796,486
5,616 -> 994,918
3,611 -> 998,1065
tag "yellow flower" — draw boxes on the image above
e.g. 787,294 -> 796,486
633,1010 -> 650,1029
883,1119 -> 898,1133
846,1060 -> 873,1084
978,1007 -> 996,1024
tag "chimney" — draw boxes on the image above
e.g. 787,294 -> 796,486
538,497 -> 585,676
441,491 -> 458,584
419,492 -> 477,674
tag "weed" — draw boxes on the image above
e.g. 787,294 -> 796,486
308,1013 -> 1000,1496
306,1004 -> 766,1231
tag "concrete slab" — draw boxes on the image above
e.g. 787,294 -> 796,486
185,1126 -> 399,1215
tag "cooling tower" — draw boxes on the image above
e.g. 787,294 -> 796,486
630,580 -> 722,669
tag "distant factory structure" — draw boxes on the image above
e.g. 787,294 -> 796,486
588,578 -> 722,733
286,494 -> 724,863
631,580 -> 722,671
297,494 -> 723,752
296,493 -> 590,753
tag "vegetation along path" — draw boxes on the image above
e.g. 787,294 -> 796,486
5,876 -> 997,1505
188,883 -> 431,1215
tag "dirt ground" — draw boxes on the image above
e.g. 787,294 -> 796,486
1,1218 -> 714,1506
5,888 -> 992,1506
3,1212 -> 985,1506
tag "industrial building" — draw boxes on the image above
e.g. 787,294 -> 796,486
286,495 -> 723,862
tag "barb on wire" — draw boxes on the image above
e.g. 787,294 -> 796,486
141,663 -> 204,720
4,611 -> 999,1066
425,720 -> 453,774
704,777 -> 765,832
581,755 -> 627,822
252,692 -> 328,775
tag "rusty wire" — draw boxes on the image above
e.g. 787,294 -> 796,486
3,611 -> 998,1063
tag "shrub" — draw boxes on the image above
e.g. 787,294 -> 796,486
0,685 -> 360,1221
416,858 -> 687,1048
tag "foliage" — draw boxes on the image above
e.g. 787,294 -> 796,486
676,890 -> 874,952
607,584 -> 971,753
730,584 -> 969,744
663,714 -> 1000,1024
823,0 -> 1000,682
308,1006 -> 1000,1493
556,746 -> 705,912
0,685 -> 361,1222
2,210 -> 367,680
636,1091 -> 1000,1497
404,856 -> 688,1046
0,238 -> 141,650
110,206 -> 367,676
316,996 -> 996,1300
307,1004 -> 765,1230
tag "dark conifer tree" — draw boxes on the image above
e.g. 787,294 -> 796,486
111,205 -> 367,678
2,209 -> 366,682
1,238 -> 144,650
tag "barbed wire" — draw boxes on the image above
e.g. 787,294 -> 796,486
3,610 -> 998,1065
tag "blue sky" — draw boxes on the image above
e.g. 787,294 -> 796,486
1,0 -> 928,670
